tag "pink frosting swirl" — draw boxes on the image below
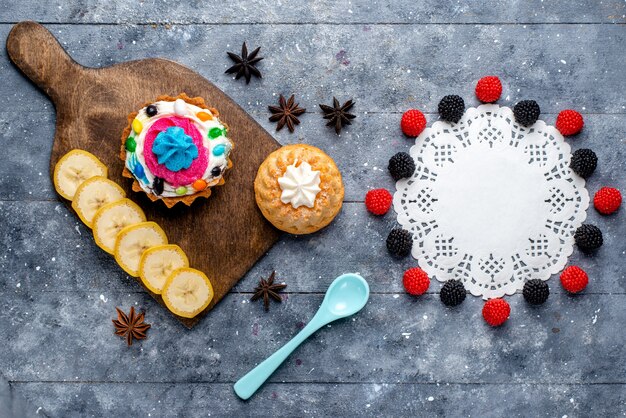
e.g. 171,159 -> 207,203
143,116 -> 208,187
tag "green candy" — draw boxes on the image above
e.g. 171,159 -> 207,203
208,127 -> 223,139
125,137 -> 136,152
175,186 -> 187,195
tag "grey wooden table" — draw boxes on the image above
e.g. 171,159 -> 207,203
1,1 -> 625,417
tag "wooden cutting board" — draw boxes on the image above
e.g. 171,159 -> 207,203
6,21 -> 282,328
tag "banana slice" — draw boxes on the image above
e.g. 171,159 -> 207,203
114,222 -> 168,277
71,176 -> 126,228
139,245 -> 189,294
92,199 -> 147,255
53,149 -> 108,200
162,268 -> 214,318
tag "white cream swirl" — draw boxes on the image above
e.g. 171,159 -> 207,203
278,160 -> 321,208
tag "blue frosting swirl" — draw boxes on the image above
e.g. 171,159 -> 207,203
152,126 -> 198,172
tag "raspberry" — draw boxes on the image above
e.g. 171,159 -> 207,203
570,148 -> 597,178
440,279 -> 466,307
438,95 -> 465,123
560,266 -> 588,294
388,152 -> 416,181
365,189 -> 393,215
386,228 -> 412,257
556,109 -> 584,136
574,224 -> 603,252
403,268 -> 430,296
475,76 -> 502,103
523,279 -> 549,305
593,187 -> 622,215
513,100 -> 540,127
482,298 -> 510,326
400,109 -> 427,137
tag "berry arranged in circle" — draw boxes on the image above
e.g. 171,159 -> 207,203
386,228 -> 413,257
560,266 -> 588,294
440,279 -> 466,307
523,279 -> 549,305
556,109 -> 584,136
513,100 -> 541,127
570,148 -> 597,178
400,109 -> 427,137
388,152 -> 416,181
403,267 -> 430,296
574,224 -> 603,252
365,189 -> 393,216
438,95 -> 465,123
482,298 -> 510,326
475,76 -> 502,103
593,187 -> 622,215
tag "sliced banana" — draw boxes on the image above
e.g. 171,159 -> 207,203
139,245 -> 189,294
53,149 -> 108,200
162,268 -> 214,318
71,176 -> 126,228
92,199 -> 147,255
114,222 -> 168,277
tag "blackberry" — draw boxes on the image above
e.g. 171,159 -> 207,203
440,279 -> 466,306
438,95 -> 465,123
388,152 -> 416,181
386,228 -> 412,257
146,104 -> 158,117
570,148 -> 597,178
513,100 -> 540,127
523,279 -> 549,305
574,224 -> 603,252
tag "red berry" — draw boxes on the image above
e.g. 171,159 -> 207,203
482,298 -> 510,326
403,268 -> 430,296
560,266 -> 588,294
475,76 -> 502,103
365,189 -> 393,215
556,109 -> 584,136
593,187 -> 622,215
400,109 -> 427,137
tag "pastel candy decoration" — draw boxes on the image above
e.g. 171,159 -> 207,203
143,116 -> 208,187
209,127 -> 223,139
152,126 -> 199,172
174,99 -> 188,116
212,144 -> 228,156
128,153 -> 149,185
132,118 -> 143,134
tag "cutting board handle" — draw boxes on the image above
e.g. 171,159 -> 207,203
6,21 -> 81,103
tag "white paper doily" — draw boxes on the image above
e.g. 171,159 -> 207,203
393,104 -> 589,299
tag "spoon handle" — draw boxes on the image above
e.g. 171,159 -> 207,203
234,316 -> 326,400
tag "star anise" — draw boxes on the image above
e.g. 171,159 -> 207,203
268,94 -> 306,133
112,307 -> 151,346
225,42 -> 263,84
319,97 -> 356,134
251,271 -> 287,312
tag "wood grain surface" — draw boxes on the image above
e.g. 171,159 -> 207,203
5,21 -> 281,328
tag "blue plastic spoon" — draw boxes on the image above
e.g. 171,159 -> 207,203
233,273 -> 370,400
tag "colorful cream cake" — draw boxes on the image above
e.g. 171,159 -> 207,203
121,94 -> 233,207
